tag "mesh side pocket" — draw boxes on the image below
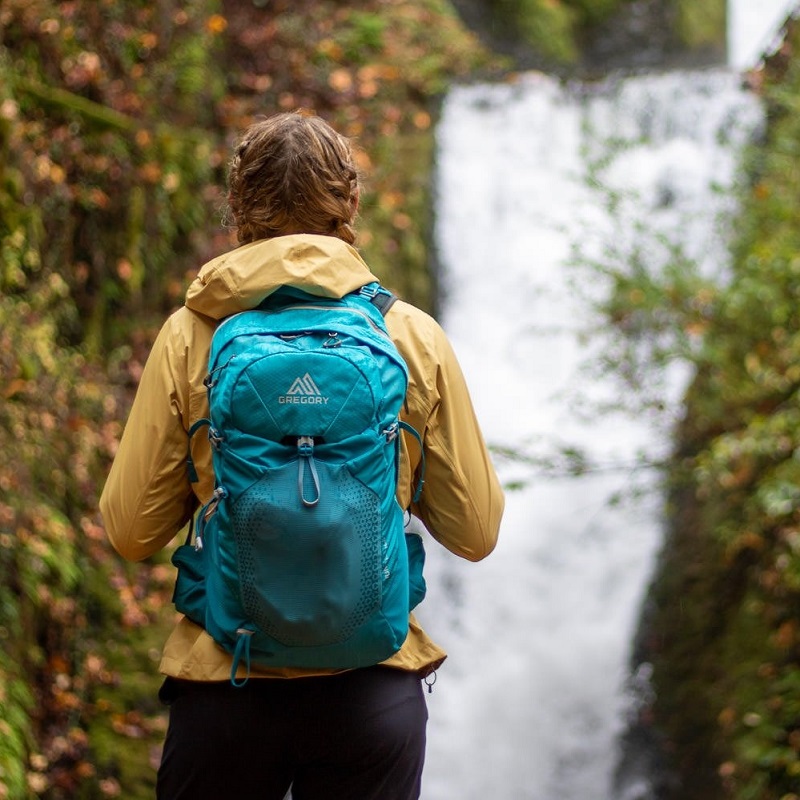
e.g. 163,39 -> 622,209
231,461 -> 382,647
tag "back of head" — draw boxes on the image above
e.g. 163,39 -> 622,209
226,111 -> 360,245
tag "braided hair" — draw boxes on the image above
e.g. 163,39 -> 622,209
225,111 -> 360,245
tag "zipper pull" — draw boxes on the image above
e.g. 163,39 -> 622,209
424,671 -> 437,694
297,437 -> 321,507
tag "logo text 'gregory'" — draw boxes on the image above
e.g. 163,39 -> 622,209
279,372 -> 329,404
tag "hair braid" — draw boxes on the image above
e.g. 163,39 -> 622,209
224,111 -> 361,245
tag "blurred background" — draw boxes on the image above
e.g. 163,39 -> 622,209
1,1 -> 799,798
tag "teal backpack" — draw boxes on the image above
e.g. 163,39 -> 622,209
172,283 -> 426,685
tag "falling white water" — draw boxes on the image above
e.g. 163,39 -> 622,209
728,0 -> 798,70
417,67 -> 763,800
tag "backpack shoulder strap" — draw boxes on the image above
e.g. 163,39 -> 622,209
257,283 -> 397,316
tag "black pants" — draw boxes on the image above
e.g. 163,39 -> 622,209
156,667 -> 428,800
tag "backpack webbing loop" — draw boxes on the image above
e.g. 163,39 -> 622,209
297,436 -> 321,507
400,421 -> 426,503
186,419 -> 211,483
230,628 -> 255,688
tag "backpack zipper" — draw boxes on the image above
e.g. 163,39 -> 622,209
212,303 -> 406,372
279,303 -> 388,339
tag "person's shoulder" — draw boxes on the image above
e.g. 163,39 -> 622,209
385,299 -> 446,348
163,304 -> 216,336
383,299 -> 458,395
149,305 -> 216,363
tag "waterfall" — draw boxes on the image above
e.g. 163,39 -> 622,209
728,0 -> 798,70
418,65 -> 763,800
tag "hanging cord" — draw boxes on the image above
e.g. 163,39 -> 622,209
297,436 -> 321,507
230,628 -> 255,687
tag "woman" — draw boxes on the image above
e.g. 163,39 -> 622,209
100,110 -> 503,800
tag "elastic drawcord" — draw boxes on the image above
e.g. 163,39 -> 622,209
230,628 -> 254,687
297,436 -> 321,507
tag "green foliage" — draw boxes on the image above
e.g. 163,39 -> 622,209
481,0 -> 725,67
494,0 -> 580,63
487,0 -> 636,65
2,0 -> 228,354
676,0 -> 726,50
0,0 -> 496,797
576,20 -> 800,799
0,673 -> 34,799
0,204 -> 172,797
337,10 -> 388,62
568,0 -> 623,25
693,36 -> 800,796
0,0 -> 751,796
677,0 -> 726,48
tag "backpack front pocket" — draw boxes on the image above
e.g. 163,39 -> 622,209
230,460 -> 382,647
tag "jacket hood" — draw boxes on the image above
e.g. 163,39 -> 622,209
185,234 -> 378,321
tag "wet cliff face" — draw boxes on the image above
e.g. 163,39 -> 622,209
448,0 -> 725,75
579,0 -> 726,73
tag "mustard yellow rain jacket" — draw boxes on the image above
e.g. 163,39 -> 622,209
100,233 -> 504,682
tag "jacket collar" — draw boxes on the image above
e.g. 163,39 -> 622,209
185,234 -> 378,321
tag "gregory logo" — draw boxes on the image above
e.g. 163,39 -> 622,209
279,373 -> 329,405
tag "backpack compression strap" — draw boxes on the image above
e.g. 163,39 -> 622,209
358,283 -> 397,316
369,290 -> 397,316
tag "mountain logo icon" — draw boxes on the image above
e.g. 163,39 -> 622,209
279,373 -> 329,405
286,373 -> 321,396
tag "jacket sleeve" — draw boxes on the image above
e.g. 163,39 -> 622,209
393,308 -> 504,562
99,313 -> 197,562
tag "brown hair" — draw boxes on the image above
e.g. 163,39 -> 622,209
225,111 -> 360,245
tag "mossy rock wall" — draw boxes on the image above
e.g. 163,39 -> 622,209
632,17 -> 800,799
0,2 -> 493,797
448,0 -> 726,73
